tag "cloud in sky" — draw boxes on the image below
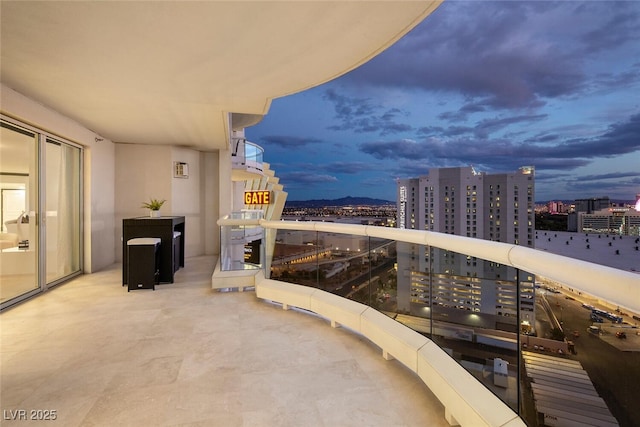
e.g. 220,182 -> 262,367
277,171 -> 338,186
566,174 -> 640,195
418,114 -> 548,139
360,113 -> 640,170
343,1 -> 639,110
260,135 -> 323,149
321,161 -> 375,175
323,89 -> 413,135
247,1 -> 640,202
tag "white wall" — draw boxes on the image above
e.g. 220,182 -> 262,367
0,84 -> 116,273
114,143 -> 172,260
172,147 -> 204,257
115,143 -> 219,261
203,152 -> 220,256
85,139 -> 116,272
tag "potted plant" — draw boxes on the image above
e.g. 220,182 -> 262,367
141,198 -> 165,218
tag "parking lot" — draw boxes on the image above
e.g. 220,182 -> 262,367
597,325 -> 640,352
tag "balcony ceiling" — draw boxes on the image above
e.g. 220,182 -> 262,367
1,1 -> 441,151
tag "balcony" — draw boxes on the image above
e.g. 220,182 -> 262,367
3,217 -> 637,426
216,218 -> 640,426
231,138 -> 264,181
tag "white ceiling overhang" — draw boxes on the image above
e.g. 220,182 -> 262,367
1,1 -> 442,151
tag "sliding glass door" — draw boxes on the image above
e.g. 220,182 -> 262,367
0,118 -> 82,309
0,121 -> 39,305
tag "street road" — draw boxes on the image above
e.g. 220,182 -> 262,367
543,291 -> 640,427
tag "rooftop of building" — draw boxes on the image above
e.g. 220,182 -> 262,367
534,230 -> 639,274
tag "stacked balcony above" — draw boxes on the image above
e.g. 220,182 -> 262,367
232,137 -> 264,181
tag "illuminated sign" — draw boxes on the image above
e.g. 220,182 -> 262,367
244,191 -> 271,205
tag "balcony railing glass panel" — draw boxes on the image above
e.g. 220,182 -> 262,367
270,228 -> 320,287
248,221 -> 638,426
266,227 -> 528,416
316,231 -> 373,305
219,211 -> 263,271
419,246 -> 522,414
244,140 -> 263,164
232,139 -> 264,173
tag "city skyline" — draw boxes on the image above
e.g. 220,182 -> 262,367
246,1 -> 640,202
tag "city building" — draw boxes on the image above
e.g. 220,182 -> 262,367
546,200 -> 567,214
578,206 -> 640,236
567,196 -> 610,231
396,166 -> 536,331
535,229 -> 639,272
575,197 -> 611,213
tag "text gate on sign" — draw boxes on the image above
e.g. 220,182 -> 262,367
244,191 -> 271,205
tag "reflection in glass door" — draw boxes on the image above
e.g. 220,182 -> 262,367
0,118 -> 83,309
0,121 -> 39,305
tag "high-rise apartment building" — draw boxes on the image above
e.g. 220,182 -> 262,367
396,166 -> 536,331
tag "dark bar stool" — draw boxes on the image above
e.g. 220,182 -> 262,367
127,238 -> 161,291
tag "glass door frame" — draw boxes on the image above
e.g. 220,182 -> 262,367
0,119 -> 41,307
0,115 -> 84,310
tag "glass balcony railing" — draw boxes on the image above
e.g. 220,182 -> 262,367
227,210 -> 264,221
218,211 -> 263,272
243,140 -> 263,164
265,227 -> 529,416
231,138 -> 264,173
248,220 -> 638,426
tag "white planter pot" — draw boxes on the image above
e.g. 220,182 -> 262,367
150,210 -> 161,218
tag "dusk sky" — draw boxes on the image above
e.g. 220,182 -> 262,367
245,1 -> 640,203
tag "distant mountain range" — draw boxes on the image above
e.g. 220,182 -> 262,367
285,196 -> 394,208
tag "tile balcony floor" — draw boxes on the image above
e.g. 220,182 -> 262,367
1,256 -> 447,427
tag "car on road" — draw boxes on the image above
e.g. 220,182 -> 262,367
616,331 -> 627,339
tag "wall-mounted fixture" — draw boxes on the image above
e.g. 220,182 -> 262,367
174,162 -> 189,179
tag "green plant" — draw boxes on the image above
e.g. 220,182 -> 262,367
141,198 -> 165,211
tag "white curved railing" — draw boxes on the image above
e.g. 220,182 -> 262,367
216,218 -> 640,426
254,276 -> 526,427
259,220 -> 640,315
